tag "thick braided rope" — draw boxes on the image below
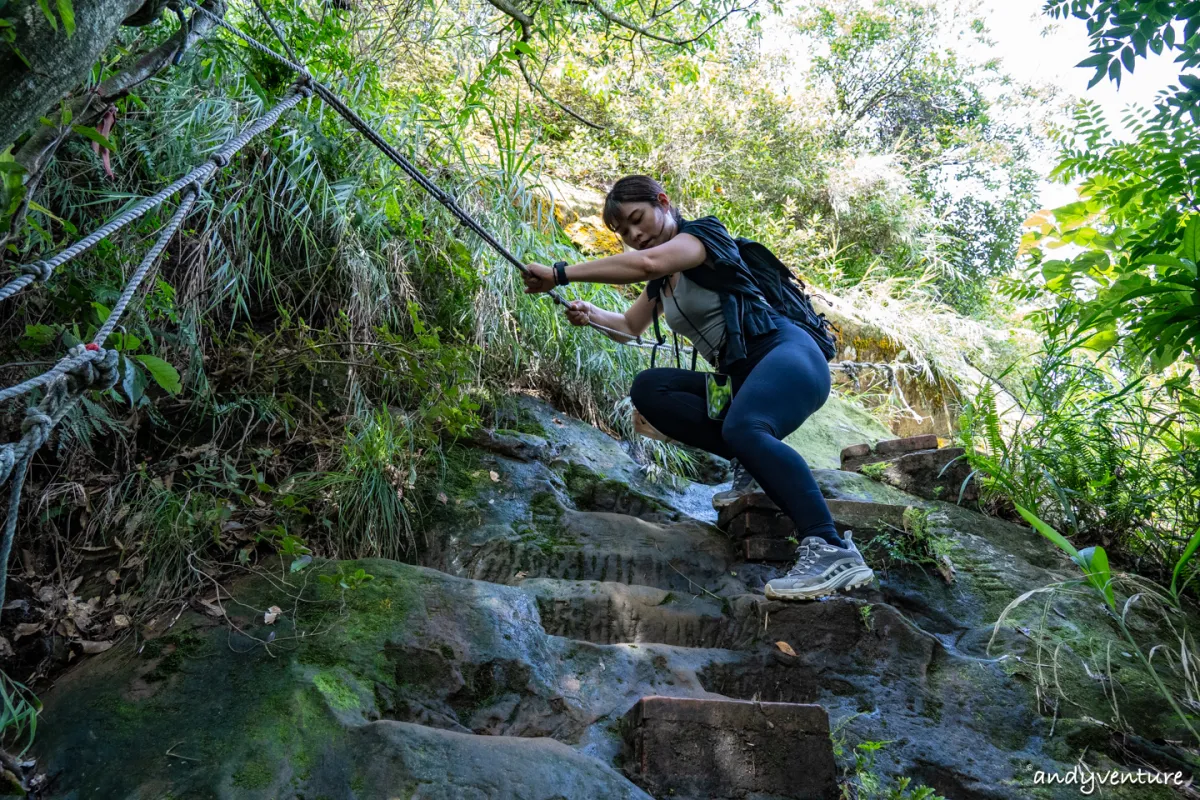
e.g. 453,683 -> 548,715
0,87 -> 307,409
0,349 -> 119,610
0,188 -> 197,610
0,188 -> 194,484
0,189 -> 196,403
0,215 -> 191,407
96,190 -> 198,344
0,87 -> 307,304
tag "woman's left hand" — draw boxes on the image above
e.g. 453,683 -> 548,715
522,263 -> 555,294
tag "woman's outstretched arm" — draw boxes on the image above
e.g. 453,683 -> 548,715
565,288 -> 658,343
523,233 -> 706,293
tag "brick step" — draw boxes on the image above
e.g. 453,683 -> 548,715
840,434 -> 939,471
623,696 -> 838,800
839,436 -> 979,504
719,494 -> 910,563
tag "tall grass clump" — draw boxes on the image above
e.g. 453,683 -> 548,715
959,304 -> 1200,576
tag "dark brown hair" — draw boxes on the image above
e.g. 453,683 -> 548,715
602,175 -> 682,231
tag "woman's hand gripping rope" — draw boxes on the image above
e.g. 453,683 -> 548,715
522,262 -> 556,294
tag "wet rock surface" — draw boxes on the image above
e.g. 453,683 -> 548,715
31,394 -> 1194,798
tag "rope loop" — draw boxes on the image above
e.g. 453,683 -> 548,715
91,348 -> 121,391
20,261 -> 53,282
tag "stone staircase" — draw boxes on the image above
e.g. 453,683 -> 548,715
30,396 -> 1181,800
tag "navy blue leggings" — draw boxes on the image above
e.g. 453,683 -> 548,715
630,318 -> 842,547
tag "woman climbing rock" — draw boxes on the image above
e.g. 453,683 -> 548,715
522,175 -> 876,601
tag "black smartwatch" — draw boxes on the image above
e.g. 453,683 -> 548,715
553,261 -> 569,286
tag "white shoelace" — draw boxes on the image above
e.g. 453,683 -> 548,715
786,544 -> 822,576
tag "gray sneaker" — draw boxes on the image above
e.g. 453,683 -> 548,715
764,532 -> 875,601
712,460 -> 760,510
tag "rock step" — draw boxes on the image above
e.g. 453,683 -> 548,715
521,578 -> 765,648
520,577 -> 932,678
623,696 -> 838,800
457,509 -> 752,595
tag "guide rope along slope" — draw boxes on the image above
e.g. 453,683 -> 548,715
0,1 -> 925,615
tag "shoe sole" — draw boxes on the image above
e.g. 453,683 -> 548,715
764,567 -> 876,601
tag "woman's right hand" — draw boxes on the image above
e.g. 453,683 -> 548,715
565,300 -> 593,327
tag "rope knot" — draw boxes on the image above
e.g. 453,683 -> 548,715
20,408 -> 54,450
20,261 -> 53,282
63,344 -> 119,393
210,152 -> 231,168
294,77 -> 314,98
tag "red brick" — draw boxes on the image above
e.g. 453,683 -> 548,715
840,443 -> 871,460
744,536 -> 798,562
874,434 -> 940,457
716,491 -> 780,529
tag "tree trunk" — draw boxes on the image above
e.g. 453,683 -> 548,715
0,0 -> 155,153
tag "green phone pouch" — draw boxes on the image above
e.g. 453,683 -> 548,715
706,373 -> 732,420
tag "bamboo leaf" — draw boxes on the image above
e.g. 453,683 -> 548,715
56,0 -> 75,36
36,0 -> 57,30
72,125 -> 115,152
1182,216 -> 1200,264
1171,529 -> 1200,598
1015,504 -> 1081,561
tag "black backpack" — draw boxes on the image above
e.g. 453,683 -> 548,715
648,239 -> 839,366
733,238 -> 839,362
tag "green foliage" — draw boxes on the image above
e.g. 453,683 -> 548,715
1022,101 -> 1200,370
796,0 -> 1043,311
0,672 -> 41,755
864,506 -> 955,577
1045,0 -> 1200,118
32,0 -> 74,37
994,505 -> 1200,747
829,719 -> 947,799
958,305 -> 1200,569
319,564 -> 374,592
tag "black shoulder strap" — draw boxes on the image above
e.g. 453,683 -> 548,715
650,296 -> 664,369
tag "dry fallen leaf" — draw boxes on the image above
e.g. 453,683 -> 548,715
263,605 -> 282,625
13,623 -> 42,640
106,569 -> 120,586
80,640 -> 114,655
0,637 -> 12,658
113,614 -> 131,629
489,471 -> 500,483
775,641 -> 797,657
198,598 -> 224,618
437,492 -> 448,505
937,556 -> 956,584
514,571 -> 528,581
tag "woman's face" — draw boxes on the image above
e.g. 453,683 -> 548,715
611,195 -> 673,251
